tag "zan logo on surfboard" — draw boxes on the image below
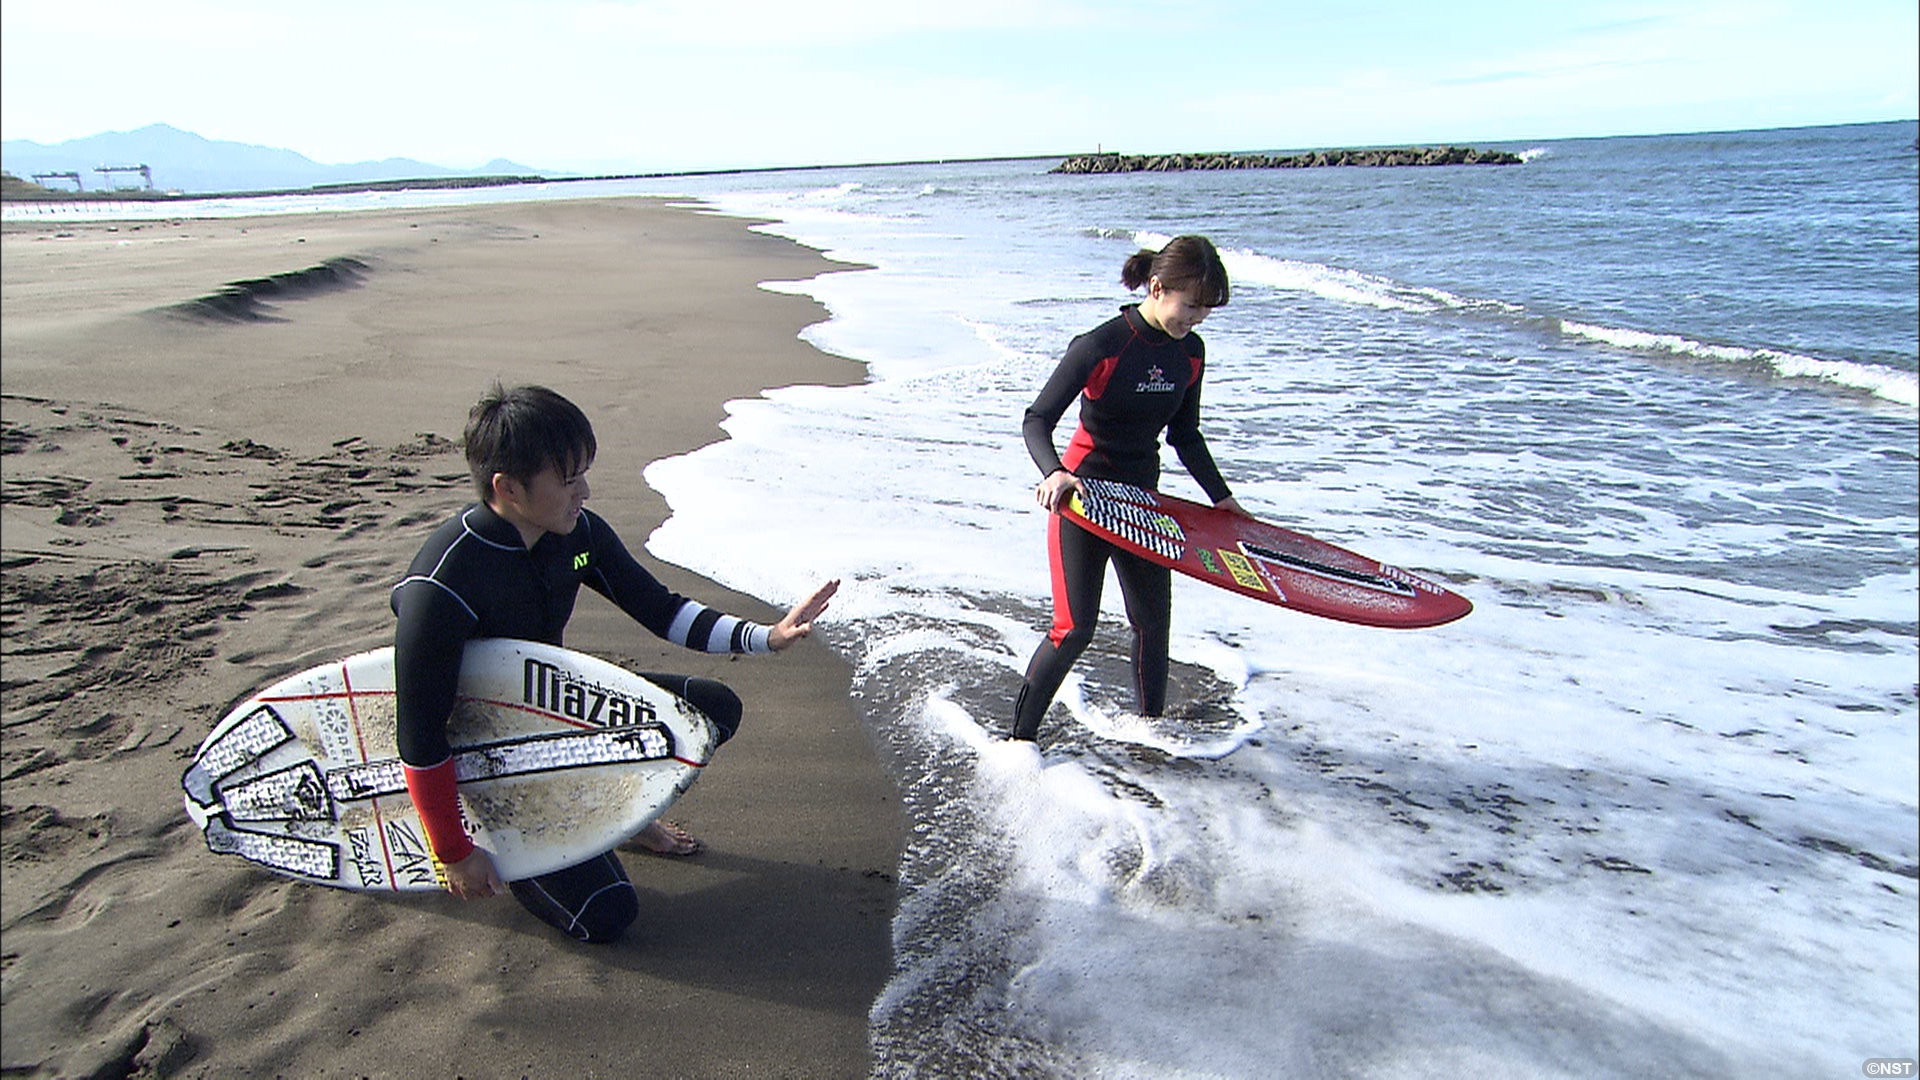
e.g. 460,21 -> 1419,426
522,657 -> 658,728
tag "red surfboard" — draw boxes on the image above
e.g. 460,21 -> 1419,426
1061,478 -> 1471,629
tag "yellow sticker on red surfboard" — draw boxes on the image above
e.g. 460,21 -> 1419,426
1218,549 -> 1268,592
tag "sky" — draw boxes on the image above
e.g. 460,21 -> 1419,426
3,0 -> 1915,174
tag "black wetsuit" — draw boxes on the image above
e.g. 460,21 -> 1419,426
391,502 -> 764,942
1013,305 -> 1231,739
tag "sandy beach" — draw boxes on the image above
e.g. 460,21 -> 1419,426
1,198 -> 902,1078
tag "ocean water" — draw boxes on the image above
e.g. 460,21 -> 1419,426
15,122 -> 1916,1076
629,122 -> 1919,1079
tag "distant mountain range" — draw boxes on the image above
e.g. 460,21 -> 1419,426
0,124 -> 545,195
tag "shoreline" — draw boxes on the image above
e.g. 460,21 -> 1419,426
1,198 -> 902,1078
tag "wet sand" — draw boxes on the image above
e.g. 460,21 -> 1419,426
1,199 -> 902,1078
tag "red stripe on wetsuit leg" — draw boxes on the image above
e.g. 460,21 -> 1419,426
1046,512 -> 1076,647
1052,426 -> 1093,647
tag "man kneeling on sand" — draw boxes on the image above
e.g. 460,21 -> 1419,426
391,383 -> 837,943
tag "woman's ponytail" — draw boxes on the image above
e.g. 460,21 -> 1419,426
1119,235 -> 1229,307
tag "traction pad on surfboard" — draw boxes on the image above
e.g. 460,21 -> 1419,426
1072,477 -> 1423,600
182,703 -> 680,881
1071,478 -> 1188,561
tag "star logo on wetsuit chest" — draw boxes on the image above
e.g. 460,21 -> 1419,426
1136,365 -> 1177,393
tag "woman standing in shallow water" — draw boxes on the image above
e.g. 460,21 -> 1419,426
1012,235 -> 1251,741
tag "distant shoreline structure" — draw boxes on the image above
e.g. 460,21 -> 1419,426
0,170 -> 556,203
1051,146 -> 1523,173
2,155 -> 1052,203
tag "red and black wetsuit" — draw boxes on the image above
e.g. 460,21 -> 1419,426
392,502 -> 766,942
1013,304 -> 1232,740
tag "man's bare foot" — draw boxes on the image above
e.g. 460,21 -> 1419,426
622,819 -> 703,857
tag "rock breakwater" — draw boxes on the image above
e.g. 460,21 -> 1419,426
1051,146 -> 1522,173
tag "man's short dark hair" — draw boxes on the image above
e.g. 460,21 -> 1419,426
463,384 -> 597,500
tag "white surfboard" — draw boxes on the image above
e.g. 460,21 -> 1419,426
181,639 -> 718,892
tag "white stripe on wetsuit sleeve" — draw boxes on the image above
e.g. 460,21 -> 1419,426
666,601 -> 773,654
